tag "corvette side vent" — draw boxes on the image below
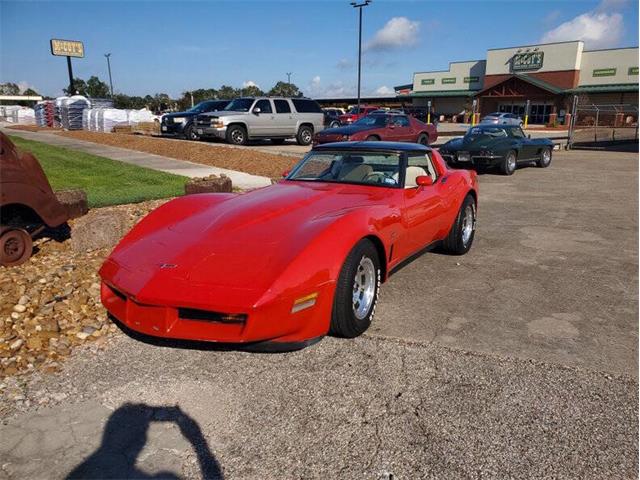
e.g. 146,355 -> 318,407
178,308 -> 247,324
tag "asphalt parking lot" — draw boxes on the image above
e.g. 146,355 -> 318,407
0,148 -> 637,479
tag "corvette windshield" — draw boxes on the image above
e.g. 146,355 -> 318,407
465,127 -> 507,138
353,115 -> 388,127
288,151 -> 401,187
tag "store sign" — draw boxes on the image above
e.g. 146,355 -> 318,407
512,51 -> 544,72
442,77 -> 456,84
628,67 -> 639,75
592,68 -> 616,77
464,76 -> 479,83
50,39 -> 84,58
421,79 -> 435,85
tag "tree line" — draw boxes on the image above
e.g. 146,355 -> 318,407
1,77 -> 304,112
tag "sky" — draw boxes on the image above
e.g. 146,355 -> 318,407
1,0 -> 638,99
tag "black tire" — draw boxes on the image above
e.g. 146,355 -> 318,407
330,120 -> 340,128
417,133 -> 429,145
330,239 -> 381,338
537,147 -> 552,168
296,125 -> 313,146
271,138 -> 286,145
183,124 -> 199,141
443,195 -> 476,255
226,125 -> 248,145
500,150 -> 517,176
365,135 -> 379,141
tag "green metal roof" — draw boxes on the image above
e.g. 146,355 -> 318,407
566,83 -> 639,93
398,90 -> 478,98
514,74 -> 565,94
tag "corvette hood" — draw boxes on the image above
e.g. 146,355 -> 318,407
106,182 -> 389,296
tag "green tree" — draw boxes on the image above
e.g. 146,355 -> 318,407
0,82 -> 21,95
240,85 -> 264,97
178,88 -> 219,110
63,78 -> 88,96
268,81 -> 302,97
86,76 -> 110,98
22,88 -> 39,96
217,85 -> 240,99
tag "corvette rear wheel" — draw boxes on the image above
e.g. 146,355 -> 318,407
443,195 -> 476,255
537,148 -> 552,168
330,239 -> 381,338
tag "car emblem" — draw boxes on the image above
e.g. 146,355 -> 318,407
159,263 -> 177,269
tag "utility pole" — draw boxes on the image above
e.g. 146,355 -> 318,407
104,53 -> 114,97
351,1 -> 371,113
286,72 -> 292,86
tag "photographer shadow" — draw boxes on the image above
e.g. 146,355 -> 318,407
67,403 -> 223,479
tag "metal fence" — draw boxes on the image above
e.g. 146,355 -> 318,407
568,98 -> 639,148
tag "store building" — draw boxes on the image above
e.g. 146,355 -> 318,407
396,40 -> 638,125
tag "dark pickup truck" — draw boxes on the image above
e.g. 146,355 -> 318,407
160,100 -> 230,140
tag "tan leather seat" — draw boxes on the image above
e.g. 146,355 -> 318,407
339,163 -> 373,181
403,166 -> 428,188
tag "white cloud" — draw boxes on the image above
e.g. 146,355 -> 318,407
374,86 -> 394,95
336,58 -> 353,70
17,81 -> 37,93
242,80 -> 260,89
365,17 -> 420,52
541,0 -> 625,49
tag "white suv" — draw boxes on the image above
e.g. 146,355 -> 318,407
195,97 -> 325,146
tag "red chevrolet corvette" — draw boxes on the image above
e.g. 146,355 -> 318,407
99,142 -> 477,351
314,113 -> 438,146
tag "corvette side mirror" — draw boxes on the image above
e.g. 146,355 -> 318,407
282,169 -> 290,178
416,175 -> 434,187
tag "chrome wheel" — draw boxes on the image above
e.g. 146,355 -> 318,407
301,129 -> 312,144
461,204 -> 475,246
507,153 -> 516,172
231,129 -> 245,144
541,149 -> 551,166
352,256 -> 376,320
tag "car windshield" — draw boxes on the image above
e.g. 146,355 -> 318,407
188,101 -> 213,113
465,126 -> 508,138
287,151 -> 401,187
347,107 -> 362,114
224,98 -> 254,112
353,115 -> 388,127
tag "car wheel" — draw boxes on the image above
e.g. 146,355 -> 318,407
365,135 -> 379,141
296,126 -> 314,146
329,121 -> 339,128
501,150 -> 517,176
537,147 -> 552,168
0,228 -> 33,267
330,238 -> 381,338
184,124 -> 199,141
226,125 -> 247,145
443,195 -> 476,255
271,138 -> 286,145
417,133 -> 429,145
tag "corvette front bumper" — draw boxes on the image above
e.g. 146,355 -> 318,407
101,279 -> 335,346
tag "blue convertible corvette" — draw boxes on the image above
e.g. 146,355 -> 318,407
438,125 -> 554,175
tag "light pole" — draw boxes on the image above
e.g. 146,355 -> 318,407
351,0 -> 371,113
104,53 -> 114,98
286,72 -> 292,86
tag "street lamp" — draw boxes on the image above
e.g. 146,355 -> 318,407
351,0 -> 371,113
286,72 -> 292,86
104,53 -> 114,98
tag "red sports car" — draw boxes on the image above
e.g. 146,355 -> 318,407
338,105 -> 379,125
315,113 -> 438,146
99,142 -> 478,351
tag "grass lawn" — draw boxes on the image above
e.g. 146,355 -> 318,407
9,135 -> 186,207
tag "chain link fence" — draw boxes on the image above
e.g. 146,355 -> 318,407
568,97 -> 638,148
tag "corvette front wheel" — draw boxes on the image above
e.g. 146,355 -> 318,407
443,195 -> 476,255
330,239 -> 381,338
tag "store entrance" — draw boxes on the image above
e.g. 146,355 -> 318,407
499,102 -> 553,124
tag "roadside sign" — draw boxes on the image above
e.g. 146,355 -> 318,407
50,39 -> 85,58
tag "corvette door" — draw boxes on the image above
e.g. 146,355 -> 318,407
510,126 -> 535,159
399,153 -> 448,255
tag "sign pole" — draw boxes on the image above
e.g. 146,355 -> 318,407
66,56 -> 74,94
524,99 -> 530,128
